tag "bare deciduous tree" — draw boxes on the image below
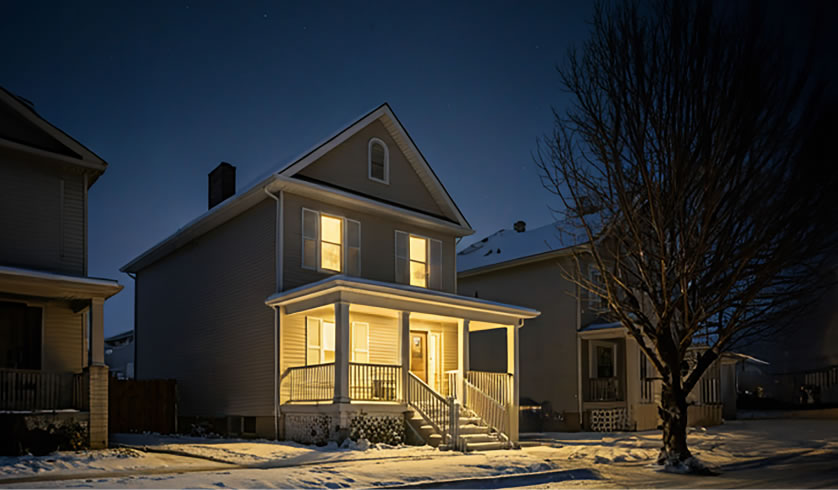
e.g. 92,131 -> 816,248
538,0 -> 837,473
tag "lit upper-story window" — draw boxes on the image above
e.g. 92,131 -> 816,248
368,138 -> 389,184
409,235 -> 428,288
395,231 -> 442,289
302,208 -> 361,275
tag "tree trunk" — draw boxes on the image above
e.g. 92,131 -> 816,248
657,384 -> 692,467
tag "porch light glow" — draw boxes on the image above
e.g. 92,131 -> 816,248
320,214 -> 342,272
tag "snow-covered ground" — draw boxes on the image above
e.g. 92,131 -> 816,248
2,419 -> 837,488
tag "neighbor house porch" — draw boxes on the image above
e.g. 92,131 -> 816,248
0,266 -> 122,449
578,322 -> 723,432
266,276 -> 539,448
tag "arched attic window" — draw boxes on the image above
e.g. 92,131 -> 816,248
368,137 -> 389,184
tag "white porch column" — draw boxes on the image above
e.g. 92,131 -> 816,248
457,319 -> 470,401
334,302 -> 350,404
400,311 -> 410,403
625,335 -> 641,429
506,321 -> 521,442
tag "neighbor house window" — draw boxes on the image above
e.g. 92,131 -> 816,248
0,301 -> 42,370
395,231 -> 442,289
588,265 -> 608,311
306,317 -> 335,364
368,138 -> 389,184
589,340 -> 617,378
302,208 -> 361,275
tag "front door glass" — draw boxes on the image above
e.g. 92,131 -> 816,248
410,331 -> 428,383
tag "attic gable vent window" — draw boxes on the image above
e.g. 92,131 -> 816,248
368,138 -> 389,184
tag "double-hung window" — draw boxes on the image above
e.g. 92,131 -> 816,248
302,208 -> 361,275
305,317 -> 369,365
395,231 -> 442,289
306,317 -> 335,364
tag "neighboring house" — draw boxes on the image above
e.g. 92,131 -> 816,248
122,104 -> 538,449
738,279 -> 838,406
104,330 -> 134,380
457,221 -> 727,432
0,86 -> 122,449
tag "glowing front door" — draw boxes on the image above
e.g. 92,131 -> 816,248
410,331 -> 428,384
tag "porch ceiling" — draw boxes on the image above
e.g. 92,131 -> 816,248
0,265 -> 123,300
266,275 -> 539,326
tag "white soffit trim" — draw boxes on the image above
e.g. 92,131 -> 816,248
270,176 -> 472,235
265,275 -> 540,320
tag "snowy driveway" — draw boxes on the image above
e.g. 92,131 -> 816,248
1,419 -> 837,488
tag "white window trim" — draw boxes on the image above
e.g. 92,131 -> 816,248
400,231 -> 428,288
368,137 -> 390,185
302,207 -> 360,275
306,317 -> 336,365
351,321 -> 370,362
588,265 -> 607,310
589,340 -> 618,379
318,213 -> 343,274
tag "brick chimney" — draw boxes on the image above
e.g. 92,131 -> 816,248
208,162 -> 236,209
514,220 -> 526,233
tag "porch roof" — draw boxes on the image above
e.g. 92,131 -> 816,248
265,275 -> 539,326
0,265 -> 123,300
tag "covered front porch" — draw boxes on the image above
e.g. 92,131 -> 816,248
577,322 -> 724,432
266,276 -> 538,448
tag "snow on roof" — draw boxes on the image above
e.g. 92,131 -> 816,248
457,221 -> 587,273
580,322 -> 622,332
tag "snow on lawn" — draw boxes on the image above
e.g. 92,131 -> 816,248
4,420 -> 837,488
0,447 -> 212,480
521,419 -> 838,469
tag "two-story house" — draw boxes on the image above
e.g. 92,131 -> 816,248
0,86 -> 122,450
458,222 -> 727,433
122,104 -> 538,450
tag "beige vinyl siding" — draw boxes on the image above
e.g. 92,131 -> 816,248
351,312 -> 399,365
0,154 -> 85,275
296,119 -> 452,220
41,301 -> 84,373
135,200 -> 276,417
279,310 -> 307,404
279,308 -> 401,403
458,257 -> 580,419
283,192 -> 456,293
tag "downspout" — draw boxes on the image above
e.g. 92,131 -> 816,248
263,186 -> 282,440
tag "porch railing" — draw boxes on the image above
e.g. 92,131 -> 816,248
0,368 -> 88,411
349,363 -> 402,402
287,363 -> 335,402
407,372 -> 450,438
466,370 -> 512,406
589,377 -> 621,401
463,379 -> 509,442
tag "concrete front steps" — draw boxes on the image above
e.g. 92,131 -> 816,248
406,407 -> 509,451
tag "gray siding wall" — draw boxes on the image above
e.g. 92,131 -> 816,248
283,193 -> 457,293
42,301 -> 85,373
136,200 -> 276,417
0,152 -> 86,275
458,258 -> 581,416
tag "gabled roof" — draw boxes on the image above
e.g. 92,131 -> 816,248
457,221 -> 587,276
122,103 -> 473,273
0,86 -> 108,187
278,103 -> 470,229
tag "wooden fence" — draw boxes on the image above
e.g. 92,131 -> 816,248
109,378 -> 177,434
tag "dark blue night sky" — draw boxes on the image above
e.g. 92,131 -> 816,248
1,1 -> 833,336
